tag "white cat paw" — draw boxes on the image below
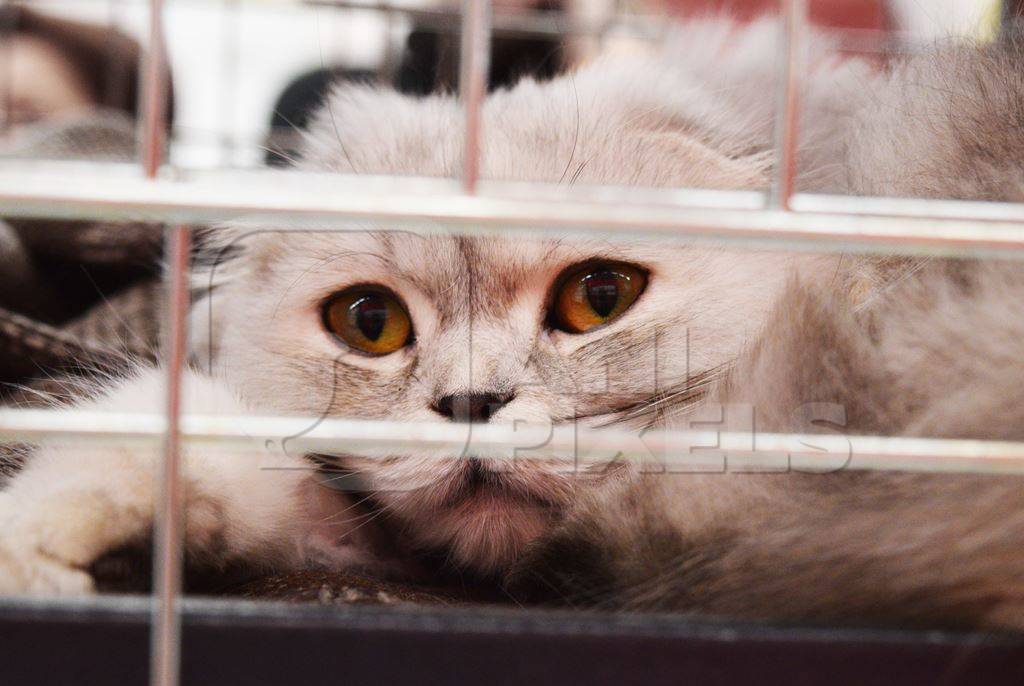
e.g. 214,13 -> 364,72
0,493 -> 115,596
0,540 -> 96,595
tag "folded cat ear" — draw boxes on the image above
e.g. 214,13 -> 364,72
625,122 -> 772,190
574,16 -> 873,193
554,83 -> 772,189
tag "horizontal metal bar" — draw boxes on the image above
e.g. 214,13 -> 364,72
790,192 -> 1024,223
1,162 -> 1024,258
0,159 -> 763,215
3,409 -> 1024,476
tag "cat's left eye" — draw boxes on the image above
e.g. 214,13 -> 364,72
551,262 -> 647,334
322,287 -> 412,355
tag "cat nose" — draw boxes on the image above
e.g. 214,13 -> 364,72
433,392 -> 514,423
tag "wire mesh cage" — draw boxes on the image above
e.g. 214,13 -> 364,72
3,1 -> 1024,684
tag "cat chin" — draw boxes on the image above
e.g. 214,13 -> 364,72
340,453 -> 575,573
392,490 -> 556,574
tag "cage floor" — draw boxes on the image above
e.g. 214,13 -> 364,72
1,595 -> 1022,686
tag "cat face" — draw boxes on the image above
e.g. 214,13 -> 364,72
196,51 -> 830,572
201,228 -> 818,571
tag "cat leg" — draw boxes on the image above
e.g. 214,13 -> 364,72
0,368 -> 365,595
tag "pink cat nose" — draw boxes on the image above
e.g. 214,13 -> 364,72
433,392 -> 514,422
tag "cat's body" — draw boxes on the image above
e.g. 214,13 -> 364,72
510,34 -> 1024,629
1,17 -> 1022,629
510,259 -> 1024,629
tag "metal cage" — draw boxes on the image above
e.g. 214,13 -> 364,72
2,1 -> 1024,684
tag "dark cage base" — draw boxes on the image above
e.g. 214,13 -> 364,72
0,597 -> 1022,686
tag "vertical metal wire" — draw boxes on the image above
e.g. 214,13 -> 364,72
771,0 -> 807,210
459,0 -> 491,194
141,2 -> 187,686
152,227 -> 190,686
0,0 -> 14,135
142,0 -> 168,178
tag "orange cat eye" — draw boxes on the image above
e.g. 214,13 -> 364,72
323,287 -> 412,355
551,263 -> 647,334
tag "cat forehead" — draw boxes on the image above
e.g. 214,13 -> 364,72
297,59 -> 768,189
245,230 -> 672,299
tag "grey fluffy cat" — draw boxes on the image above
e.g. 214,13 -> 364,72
0,18 -> 1021,630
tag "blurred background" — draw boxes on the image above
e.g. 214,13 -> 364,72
0,0 -> 1007,170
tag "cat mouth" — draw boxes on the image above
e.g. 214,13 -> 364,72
312,453 -> 564,510
438,457 -> 558,510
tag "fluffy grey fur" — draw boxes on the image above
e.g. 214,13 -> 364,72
4,17 -> 856,591
509,33 -> 1024,629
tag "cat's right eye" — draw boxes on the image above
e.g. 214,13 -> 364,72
322,287 -> 412,355
550,262 -> 647,334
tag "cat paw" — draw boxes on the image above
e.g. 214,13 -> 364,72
0,493 -> 111,596
0,540 -> 96,595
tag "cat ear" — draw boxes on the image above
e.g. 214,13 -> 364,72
593,93 -> 771,189
581,16 -> 873,192
629,126 -> 772,190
